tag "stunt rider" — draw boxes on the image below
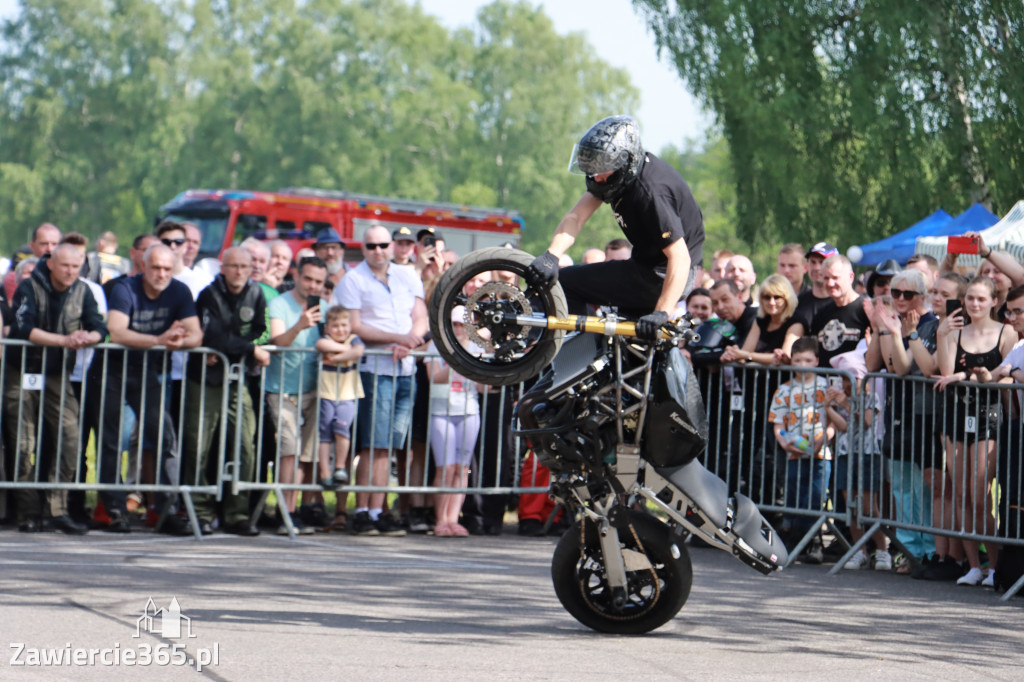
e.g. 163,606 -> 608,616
525,115 -> 705,339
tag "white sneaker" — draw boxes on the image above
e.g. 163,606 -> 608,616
982,571 -> 995,588
844,549 -> 870,570
873,550 -> 893,572
956,567 -> 984,586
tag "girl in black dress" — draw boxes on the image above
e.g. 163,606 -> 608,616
935,276 -> 1016,585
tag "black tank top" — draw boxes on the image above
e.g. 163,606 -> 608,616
955,325 -> 1008,372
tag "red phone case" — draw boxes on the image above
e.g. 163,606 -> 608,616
947,235 -> 979,255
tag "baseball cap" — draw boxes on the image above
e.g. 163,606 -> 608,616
314,230 -> 345,248
392,226 -> 415,242
806,242 -> 838,258
451,305 -> 467,324
417,227 -> 444,242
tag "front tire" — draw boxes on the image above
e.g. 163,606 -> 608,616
428,247 -> 567,385
551,512 -> 692,634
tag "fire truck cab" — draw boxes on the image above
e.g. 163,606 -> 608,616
157,187 -> 522,263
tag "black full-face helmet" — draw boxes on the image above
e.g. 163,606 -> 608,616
568,115 -> 644,202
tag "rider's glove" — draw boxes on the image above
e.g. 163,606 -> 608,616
635,310 -> 669,341
525,251 -> 560,289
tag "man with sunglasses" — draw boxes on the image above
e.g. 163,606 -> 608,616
154,221 -> 213,436
333,225 -> 427,536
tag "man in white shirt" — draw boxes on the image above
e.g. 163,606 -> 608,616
333,225 -> 428,536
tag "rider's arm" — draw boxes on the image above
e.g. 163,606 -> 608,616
546,193 -> 602,257
654,238 -> 691,315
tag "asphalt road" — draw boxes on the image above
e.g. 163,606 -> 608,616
1,528 -> 1022,681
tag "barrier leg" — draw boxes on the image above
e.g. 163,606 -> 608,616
782,512 -> 828,568
275,485 -> 296,539
1000,572 -> 1024,601
179,490 -> 203,541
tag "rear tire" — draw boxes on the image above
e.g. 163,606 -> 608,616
428,247 -> 567,385
551,512 -> 692,634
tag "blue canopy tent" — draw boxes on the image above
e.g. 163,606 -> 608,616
847,209 -> 953,266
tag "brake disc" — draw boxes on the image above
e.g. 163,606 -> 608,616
462,281 -> 534,353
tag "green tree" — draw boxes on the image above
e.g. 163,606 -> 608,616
634,0 -> 1024,251
0,0 -> 640,257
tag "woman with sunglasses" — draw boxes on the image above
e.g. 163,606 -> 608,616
934,275 -> 1016,586
721,274 -> 803,505
723,274 -> 803,366
871,269 -> 945,572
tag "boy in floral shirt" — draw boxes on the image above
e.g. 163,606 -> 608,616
770,336 -> 832,560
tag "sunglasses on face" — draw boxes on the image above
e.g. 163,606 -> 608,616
161,237 -> 186,247
364,242 -> 390,251
761,294 -> 785,302
890,288 -> 921,300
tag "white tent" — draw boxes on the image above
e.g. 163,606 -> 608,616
915,200 -> 1024,267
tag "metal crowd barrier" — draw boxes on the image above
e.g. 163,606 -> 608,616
230,346 -> 543,536
851,372 -> 1024,600
5,335 -> 1022,599
697,362 -> 857,567
0,340 -> 232,539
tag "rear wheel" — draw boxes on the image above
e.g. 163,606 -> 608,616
428,247 -> 567,385
551,512 -> 692,634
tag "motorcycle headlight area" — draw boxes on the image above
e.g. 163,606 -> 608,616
462,281 -> 535,360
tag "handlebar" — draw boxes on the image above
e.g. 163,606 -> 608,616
499,312 -> 699,345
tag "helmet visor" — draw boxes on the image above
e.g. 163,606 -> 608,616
568,143 -> 627,176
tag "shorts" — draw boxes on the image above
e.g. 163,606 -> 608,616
265,391 -> 318,463
429,414 -> 481,467
319,399 -> 356,442
356,373 -> 414,451
835,454 -> 886,493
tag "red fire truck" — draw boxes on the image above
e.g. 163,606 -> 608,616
156,187 -> 523,262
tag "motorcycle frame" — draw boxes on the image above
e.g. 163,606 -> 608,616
542,334 -> 779,577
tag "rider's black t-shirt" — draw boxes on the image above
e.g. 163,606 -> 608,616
809,296 -> 870,368
608,153 -> 705,269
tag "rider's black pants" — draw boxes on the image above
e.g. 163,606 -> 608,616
557,259 -> 694,318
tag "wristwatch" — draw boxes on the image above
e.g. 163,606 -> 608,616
908,330 -> 920,342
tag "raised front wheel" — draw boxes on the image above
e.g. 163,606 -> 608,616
428,247 -> 567,385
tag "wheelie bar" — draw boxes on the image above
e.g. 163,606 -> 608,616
632,461 -> 788,575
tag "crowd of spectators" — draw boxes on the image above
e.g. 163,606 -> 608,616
0,222 -> 1022,592
690,237 -> 1024,591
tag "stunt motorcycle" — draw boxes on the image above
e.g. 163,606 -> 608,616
428,248 -> 788,634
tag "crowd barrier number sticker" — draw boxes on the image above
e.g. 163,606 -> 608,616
22,374 -> 44,391
731,394 -> 744,411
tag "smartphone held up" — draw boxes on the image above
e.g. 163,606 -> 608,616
947,235 -> 979,255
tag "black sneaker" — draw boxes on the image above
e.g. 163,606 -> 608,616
50,515 -> 89,535
375,513 -> 406,537
911,553 -> 938,580
350,511 -> 380,536
518,518 -> 546,537
300,503 -> 329,528
160,514 -> 194,536
923,557 -> 965,581
803,537 -> 824,565
105,511 -> 131,534
407,508 -> 431,534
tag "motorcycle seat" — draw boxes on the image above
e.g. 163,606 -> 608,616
655,459 -> 729,529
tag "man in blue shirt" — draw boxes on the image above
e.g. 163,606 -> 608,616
266,256 -> 327,534
87,244 -> 201,533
